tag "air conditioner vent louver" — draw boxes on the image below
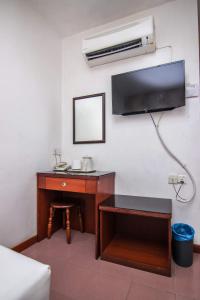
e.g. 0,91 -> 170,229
82,16 -> 156,67
86,38 -> 142,61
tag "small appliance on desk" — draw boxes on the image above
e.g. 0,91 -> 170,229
53,149 -> 70,172
54,162 -> 70,172
68,156 -> 95,173
82,156 -> 94,172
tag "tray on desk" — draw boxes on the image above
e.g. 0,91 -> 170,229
67,169 -> 96,173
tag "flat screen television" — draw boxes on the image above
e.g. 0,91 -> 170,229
112,60 -> 185,115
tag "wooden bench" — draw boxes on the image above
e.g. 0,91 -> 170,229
99,194 -> 172,276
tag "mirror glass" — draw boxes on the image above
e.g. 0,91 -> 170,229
73,93 -> 105,144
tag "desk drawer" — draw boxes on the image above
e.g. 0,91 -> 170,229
45,177 -> 86,193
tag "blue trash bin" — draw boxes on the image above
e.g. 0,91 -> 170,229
172,223 -> 195,267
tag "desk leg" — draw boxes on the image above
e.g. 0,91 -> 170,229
167,218 -> 172,276
95,175 -> 115,259
95,196 -> 100,259
95,196 -> 111,259
37,189 -> 50,241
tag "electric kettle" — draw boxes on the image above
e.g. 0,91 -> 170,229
82,156 -> 93,172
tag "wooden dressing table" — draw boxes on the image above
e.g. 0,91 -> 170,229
37,171 -> 115,258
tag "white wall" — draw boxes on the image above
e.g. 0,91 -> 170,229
0,0 -> 61,247
62,0 -> 200,243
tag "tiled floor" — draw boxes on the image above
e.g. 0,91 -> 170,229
22,230 -> 200,300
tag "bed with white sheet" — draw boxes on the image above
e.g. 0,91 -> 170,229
0,245 -> 51,300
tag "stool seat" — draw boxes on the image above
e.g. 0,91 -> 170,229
47,201 -> 83,243
50,202 -> 74,209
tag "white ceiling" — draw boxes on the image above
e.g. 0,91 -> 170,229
30,0 -> 174,37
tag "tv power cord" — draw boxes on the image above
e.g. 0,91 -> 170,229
172,182 -> 187,202
149,112 -> 196,203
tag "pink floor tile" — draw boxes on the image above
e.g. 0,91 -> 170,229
50,289 -> 75,300
175,295 -> 196,300
86,271 -> 131,300
51,261 -> 96,300
174,254 -> 200,299
127,282 -> 176,300
97,259 -> 133,281
131,267 -> 175,293
22,230 -> 200,300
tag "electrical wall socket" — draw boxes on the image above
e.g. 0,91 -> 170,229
168,174 -> 186,184
178,175 -> 186,184
186,83 -> 199,98
168,175 -> 178,184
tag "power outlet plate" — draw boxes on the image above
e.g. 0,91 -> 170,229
168,175 -> 178,184
168,174 -> 186,184
177,175 -> 186,184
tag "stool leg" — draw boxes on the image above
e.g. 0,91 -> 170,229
47,206 -> 54,239
66,208 -> 71,243
62,210 -> 66,229
77,206 -> 84,233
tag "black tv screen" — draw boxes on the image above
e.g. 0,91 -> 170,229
112,60 -> 185,115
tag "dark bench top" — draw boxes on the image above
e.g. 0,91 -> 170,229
99,194 -> 172,215
37,171 -> 115,179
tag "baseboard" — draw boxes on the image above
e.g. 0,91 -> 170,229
194,244 -> 200,253
11,235 -> 200,254
12,235 -> 37,253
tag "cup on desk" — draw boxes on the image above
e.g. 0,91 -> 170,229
72,159 -> 81,170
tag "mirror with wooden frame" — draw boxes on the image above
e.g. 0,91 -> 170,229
73,93 -> 105,144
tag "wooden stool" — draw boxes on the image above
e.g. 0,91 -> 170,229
47,202 -> 83,243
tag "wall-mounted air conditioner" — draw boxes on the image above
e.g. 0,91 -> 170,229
82,16 -> 156,67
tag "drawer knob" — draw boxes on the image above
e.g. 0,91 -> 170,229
61,182 -> 67,187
